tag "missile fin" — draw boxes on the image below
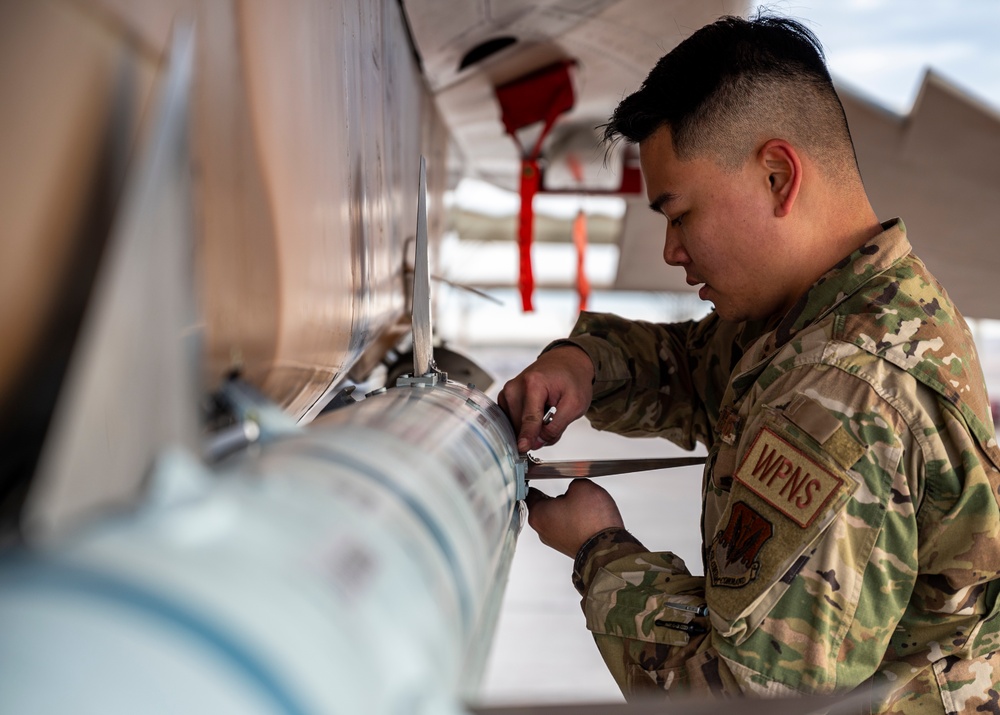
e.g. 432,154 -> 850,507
26,24 -> 200,541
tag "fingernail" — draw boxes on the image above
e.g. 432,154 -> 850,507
518,439 -> 529,453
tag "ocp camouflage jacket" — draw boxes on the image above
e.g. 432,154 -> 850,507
556,220 -> 1000,713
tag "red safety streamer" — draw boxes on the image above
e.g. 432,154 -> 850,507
518,159 -> 540,311
572,209 -> 589,313
495,60 -> 576,313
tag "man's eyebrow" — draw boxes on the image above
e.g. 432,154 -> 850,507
649,192 -> 678,214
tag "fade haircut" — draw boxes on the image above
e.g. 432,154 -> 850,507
605,15 -> 860,180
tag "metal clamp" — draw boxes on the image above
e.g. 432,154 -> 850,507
214,378 -> 300,442
514,455 -> 528,501
395,370 -> 448,388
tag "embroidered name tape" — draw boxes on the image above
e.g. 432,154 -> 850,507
734,427 -> 845,528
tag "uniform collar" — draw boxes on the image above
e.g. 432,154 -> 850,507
726,219 -> 911,400
758,218 -> 911,358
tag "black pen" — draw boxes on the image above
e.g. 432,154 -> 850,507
654,619 -> 707,635
663,601 -> 709,618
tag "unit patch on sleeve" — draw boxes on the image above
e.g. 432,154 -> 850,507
734,427 -> 846,528
709,501 -> 772,588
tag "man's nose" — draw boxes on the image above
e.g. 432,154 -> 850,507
662,228 -> 688,266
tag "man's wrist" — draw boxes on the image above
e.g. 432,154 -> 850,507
545,336 -> 631,401
540,341 -> 596,383
572,527 -> 647,596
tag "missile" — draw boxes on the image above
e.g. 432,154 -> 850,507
0,31 -> 524,712
0,375 -> 523,715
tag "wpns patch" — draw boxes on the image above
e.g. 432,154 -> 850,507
734,427 -> 845,528
709,501 -> 773,588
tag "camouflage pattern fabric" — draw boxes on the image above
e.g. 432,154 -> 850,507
555,220 -> 1000,713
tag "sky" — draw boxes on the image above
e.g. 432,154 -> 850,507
759,0 -> 1000,113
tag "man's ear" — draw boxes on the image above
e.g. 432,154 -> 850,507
759,139 -> 801,217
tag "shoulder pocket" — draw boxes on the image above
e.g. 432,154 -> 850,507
705,405 -> 860,644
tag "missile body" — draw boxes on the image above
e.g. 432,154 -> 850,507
0,380 -> 522,714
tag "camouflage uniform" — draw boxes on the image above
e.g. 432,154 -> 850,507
552,220 -> 1000,712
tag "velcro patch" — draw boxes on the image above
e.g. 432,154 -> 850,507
784,394 -> 865,469
734,428 -> 845,528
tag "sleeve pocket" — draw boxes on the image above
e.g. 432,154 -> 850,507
584,557 -> 708,648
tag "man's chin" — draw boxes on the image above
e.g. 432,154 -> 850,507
714,309 -> 742,322
708,299 -> 736,322
710,294 -> 784,323
700,288 -> 737,321
711,302 -> 755,324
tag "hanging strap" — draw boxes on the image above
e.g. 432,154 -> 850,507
517,158 -> 540,311
495,61 -> 575,313
572,209 -> 589,313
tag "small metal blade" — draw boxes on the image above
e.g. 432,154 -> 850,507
411,155 -> 434,377
525,455 -> 706,480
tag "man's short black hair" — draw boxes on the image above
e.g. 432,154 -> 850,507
605,14 -> 859,177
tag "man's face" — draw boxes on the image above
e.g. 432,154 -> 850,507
639,126 -> 802,322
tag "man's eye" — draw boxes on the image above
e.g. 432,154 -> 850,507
670,213 -> 685,228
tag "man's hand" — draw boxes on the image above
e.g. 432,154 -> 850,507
525,480 -> 624,558
497,345 -> 595,453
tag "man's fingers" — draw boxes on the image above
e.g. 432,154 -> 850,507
499,345 -> 595,453
534,395 -> 586,448
497,388 -> 517,431
517,371 -> 554,452
524,486 -> 550,511
499,382 -> 534,450
516,390 -> 549,453
525,486 -> 557,540
523,480 -> 625,558
497,376 -> 549,452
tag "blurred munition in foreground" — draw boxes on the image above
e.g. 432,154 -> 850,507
0,21 -> 521,714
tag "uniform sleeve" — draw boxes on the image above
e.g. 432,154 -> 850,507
546,311 -> 762,450
571,528 -> 728,697
572,361 -> 920,701
875,393 -> 1000,710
